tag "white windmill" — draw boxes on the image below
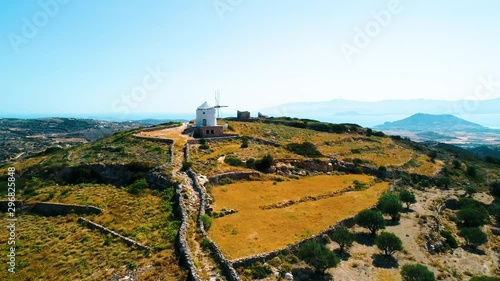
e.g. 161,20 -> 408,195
214,90 -> 228,118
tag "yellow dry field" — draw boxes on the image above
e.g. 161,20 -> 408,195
208,174 -> 389,259
227,121 -> 441,176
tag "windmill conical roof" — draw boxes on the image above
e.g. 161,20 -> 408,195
197,101 -> 213,110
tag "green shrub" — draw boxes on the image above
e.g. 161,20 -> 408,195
286,142 -> 323,158
355,209 -> 385,235
268,256 -> 282,267
181,160 -> 192,171
470,276 -> 500,281
201,237 -> 211,249
297,241 -> 339,274
452,160 -> 462,169
241,137 -> 249,148
467,165 -> 477,178
247,262 -> 273,279
457,208 -> 488,227
201,214 -> 212,230
246,158 -> 255,169
126,178 -> 149,195
377,166 -> 387,179
459,227 -> 487,247
330,226 -> 354,252
375,232 -> 403,256
377,192 -> 403,221
353,180 -> 367,191
255,154 -> 274,172
401,264 -> 435,281
490,181 -> 500,197
224,155 -> 244,167
440,230 -> 458,248
127,261 -> 137,270
104,236 -> 113,246
400,190 -> 417,209
279,263 -> 292,274
199,138 -> 209,150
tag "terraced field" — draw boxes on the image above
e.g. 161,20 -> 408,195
0,185 -> 185,281
189,138 -> 302,176
208,174 -> 389,259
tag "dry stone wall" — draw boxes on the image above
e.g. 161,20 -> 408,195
0,201 -> 102,216
78,217 -> 151,251
187,169 -> 241,281
174,181 -> 203,281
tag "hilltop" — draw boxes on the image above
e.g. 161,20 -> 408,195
1,117 -> 499,280
373,114 -> 500,148
374,114 -> 486,131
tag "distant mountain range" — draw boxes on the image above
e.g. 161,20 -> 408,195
374,113 -> 486,131
259,98 -> 500,128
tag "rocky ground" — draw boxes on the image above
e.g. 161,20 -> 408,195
328,188 -> 499,281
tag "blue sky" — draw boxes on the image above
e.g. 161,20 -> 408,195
1,0 -> 499,119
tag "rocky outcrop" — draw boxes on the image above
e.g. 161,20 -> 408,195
78,217 -> 151,251
208,171 -> 260,186
275,158 -> 435,184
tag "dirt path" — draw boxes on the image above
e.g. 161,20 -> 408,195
145,123 -> 222,280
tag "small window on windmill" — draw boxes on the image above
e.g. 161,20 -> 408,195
211,130 -> 214,134
206,130 -> 209,134
203,112 -> 205,114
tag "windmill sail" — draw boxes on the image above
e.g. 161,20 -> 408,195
214,90 -> 228,118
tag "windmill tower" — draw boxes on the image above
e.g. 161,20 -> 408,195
214,90 -> 228,118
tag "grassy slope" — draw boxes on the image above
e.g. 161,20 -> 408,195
0,185 -> 185,281
225,121 -> 441,176
0,129 -> 172,177
0,126 -> 186,280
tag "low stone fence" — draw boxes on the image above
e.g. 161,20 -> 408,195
132,135 -> 175,144
187,169 -> 241,281
174,181 -> 203,281
208,171 -> 260,185
187,135 -> 240,145
184,144 -> 189,161
139,123 -> 181,133
187,169 -> 207,229
78,217 -> 151,252
231,215 -> 358,268
0,201 -> 102,216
